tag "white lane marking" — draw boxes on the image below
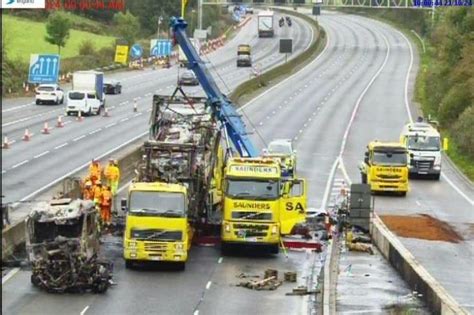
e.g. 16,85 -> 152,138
89,128 -> 102,135
2,102 -> 34,113
321,157 -> 340,210
73,135 -> 86,142
64,121 -> 72,125
34,151 -> 50,159
80,305 -> 90,315
54,143 -> 68,150
105,122 -> 117,128
120,117 -> 129,122
206,281 -> 212,290
134,112 -> 143,117
13,131 -> 149,208
194,311 -> 199,315
339,31 -> 390,156
416,200 -> 421,206
2,170 -> 6,174
2,268 -> 20,284
10,140 -> 16,144
395,26 -> 473,205
218,257 -> 223,264
239,33 -> 330,112
2,116 -> 30,127
11,160 -> 29,169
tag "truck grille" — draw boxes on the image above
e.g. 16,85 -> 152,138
412,160 -> 434,172
131,229 -> 182,241
144,242 -> 168,253
376,174 -> 402,181
233,223 -> 269,238
232,211 -> 272,221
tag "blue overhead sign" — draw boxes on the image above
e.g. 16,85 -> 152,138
28,54 -> 60,84
130,44 -> 143,59
150,39 -> 172,57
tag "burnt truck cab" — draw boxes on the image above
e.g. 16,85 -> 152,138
25,198 -> 112,293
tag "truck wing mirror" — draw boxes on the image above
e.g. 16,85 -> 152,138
364,157 -> 369,164
409,153 -> 414,159
443,138 -> 449,151
121,198 -> 128,212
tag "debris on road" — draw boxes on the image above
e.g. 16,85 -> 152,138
237,276 -> 282,291
285,285 -> 320,296
346,230 -> 374,255
284,271 -> 297,282
236,272 -> 260,279
380,214 -> 463,243
264,269 -> 278,279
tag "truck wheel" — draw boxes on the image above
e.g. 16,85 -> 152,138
96,107 -> 101,116
400,191 -> 407,197
66,111 -> 71,116
125,259 -> 133,269
221,242 -> 231,256
361,173 -> 367,184
433,174 -> 441,180
270,244 -> 279,254
31,274 -> 40,287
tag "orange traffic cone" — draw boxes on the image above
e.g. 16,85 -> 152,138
23,129 -> 31,141
2,136 -> 10,149
133,100 -> 138,112
103,107 -> 109,117
56,115 -> 64,128
77,111 -> 83,122
42,122 -> 50,134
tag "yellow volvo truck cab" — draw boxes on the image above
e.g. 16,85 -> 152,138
221,158 -> 307,254
123,182 -> 193,270
359,141 -> 409,196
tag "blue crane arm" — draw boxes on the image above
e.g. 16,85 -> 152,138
170,17 -> 258,158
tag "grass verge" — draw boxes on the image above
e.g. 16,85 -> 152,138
229,9 -> 327,106
2,15 -> 116,62
331,7 -> 474,182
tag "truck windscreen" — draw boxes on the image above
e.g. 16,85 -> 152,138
226,179 -> 279,200
407,136 -> 440,151
129,191 -> 186,217
372,151 -> 407,166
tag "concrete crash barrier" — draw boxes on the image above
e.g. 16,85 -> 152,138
371,215 -> 469,315
2,143 -> 144,262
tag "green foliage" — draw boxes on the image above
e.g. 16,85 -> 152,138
44,11 -> 71,54
438,83 -> 472,126
79,40 -> 96,56
452,105 -> 474,159
126,0 -> 180,37
113,10 -> 140,46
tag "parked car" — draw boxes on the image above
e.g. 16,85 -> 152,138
178,71 -> 199,86
237,54 -> 252,67
103,80 -> 122,94
246,6 -> 254,14
35,84 -> 64,105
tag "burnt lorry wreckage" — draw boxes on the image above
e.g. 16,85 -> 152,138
25,198 -> 113,293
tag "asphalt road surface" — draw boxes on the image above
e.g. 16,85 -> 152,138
1,13 -> 313,206
3,9 -> 473,315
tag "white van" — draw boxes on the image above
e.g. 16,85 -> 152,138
66,91 -> 104,116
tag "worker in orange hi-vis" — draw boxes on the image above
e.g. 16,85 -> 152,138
83,181 -> 94,200
104,158 -> 120,195
101,185 -> 113,225
89,158 -> 102,185
93,180 -> 103,208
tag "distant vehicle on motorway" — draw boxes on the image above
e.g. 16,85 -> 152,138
246,6 -> 254,14
178,70 -> 199,86
103,80 -> 122,94
237,54 -> 252,67
66,71 -> 105,116
35,84 -> 64,105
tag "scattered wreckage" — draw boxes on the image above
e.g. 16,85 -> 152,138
25,198 -> 113,293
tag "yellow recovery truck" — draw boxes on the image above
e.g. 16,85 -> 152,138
359,141 -> 409,196
123,95 -> 223,269
221,157 -> 307,254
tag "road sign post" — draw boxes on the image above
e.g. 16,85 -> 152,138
279,39 -> 293,63
130,44 -> 144,60
28,54 -> 60,84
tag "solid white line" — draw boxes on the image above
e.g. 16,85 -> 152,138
73,135 -> 86,142
321,157 -> 340,210
193,311 -> 199,315
218,257 -> 223,264
2,102 -> 34,113
2,170 -> 6,174
416,200 -> 421,206
2,116 -> 30,127
11,160 -> 29,169
441,173 -> 473,205
80,305 -> 90,315
13,131 -> 148,208
339,31 -> 391,156
34,150 -> 50,159
2,268 -> 20,284
206,281 -> 212,290
54,143 -> 68,150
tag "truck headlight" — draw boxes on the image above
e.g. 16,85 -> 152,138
271,225 -> 278,235
434,156 -> 441,166
175,243 -> 184,250
128,241 -> 137,248
224,223 -> 231,233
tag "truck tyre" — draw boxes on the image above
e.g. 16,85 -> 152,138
31,274 -> 40,287
400,191 -> 407,197
176,262 -> 186,271
361,173 -> 367,184
125,259 -> 133,269
221,242 -> 231,256
433,173 -> 441,180
95,106 -> 101,116
270,244 -> 279,254
66,111 -> 71,116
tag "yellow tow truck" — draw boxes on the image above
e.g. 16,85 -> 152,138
359,141 -> 409,196
221,157 -> 307,254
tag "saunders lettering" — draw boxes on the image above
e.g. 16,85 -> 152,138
233,202 -> 271,210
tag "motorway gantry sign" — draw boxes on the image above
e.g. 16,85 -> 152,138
28,54 -> 60,84
150,39 -> 172,57
130,44 -> 143,59
114,45 -> 129,64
